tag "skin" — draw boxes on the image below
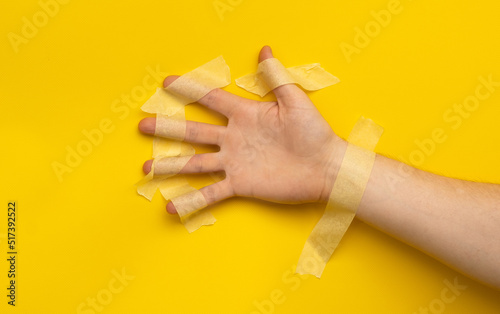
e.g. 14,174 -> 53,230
139,46 -> 500,290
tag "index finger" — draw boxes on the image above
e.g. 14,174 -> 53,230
257,46 -> 309,103
163,73 -> 250,118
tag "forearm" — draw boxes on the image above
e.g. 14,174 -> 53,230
355,153 -> 500,289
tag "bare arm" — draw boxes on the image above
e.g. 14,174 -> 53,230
355,151 -> 500,289
139,45 -> 500,290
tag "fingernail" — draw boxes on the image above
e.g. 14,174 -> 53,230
166,202 -> 177,214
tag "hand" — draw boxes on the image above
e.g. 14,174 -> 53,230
139,46 -> 346,214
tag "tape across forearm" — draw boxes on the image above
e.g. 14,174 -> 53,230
296,117 -> 384,278
235,58 -> 340,97
136,56 -> 230,232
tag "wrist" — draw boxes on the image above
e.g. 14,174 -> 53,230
318,135 -> 348,203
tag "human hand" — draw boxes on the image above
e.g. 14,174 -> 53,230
139,46 -> 346,214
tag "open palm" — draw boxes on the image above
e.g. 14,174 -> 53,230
139,46 -> 345,214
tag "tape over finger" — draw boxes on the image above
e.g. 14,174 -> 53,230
137,56 -> 231,232
236,58 -> 340,97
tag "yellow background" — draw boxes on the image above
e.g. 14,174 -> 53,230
1,0 -> 500,313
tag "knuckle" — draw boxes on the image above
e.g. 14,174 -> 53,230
204,186 -> 216,204
215,127 -> 226,145
204,88 -> 219,108
187,123 -> 199,141
194,156 -> 204,172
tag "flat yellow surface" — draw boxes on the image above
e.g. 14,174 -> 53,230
1,0 -> 500,313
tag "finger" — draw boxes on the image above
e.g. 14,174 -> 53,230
258,46 -> 309,103
163,75 -> 249,118
166,179 -> 234,214
139,117 -> 226,145
143,159 -> 153,174
258,45 -> 274,62
144,153 -> 223,175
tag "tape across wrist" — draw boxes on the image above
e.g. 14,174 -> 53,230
296,117 -> 384,277
238,56 -> 379,276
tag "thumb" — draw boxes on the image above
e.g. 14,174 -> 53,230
257,46 -> 309,103
258,45 -> 274,62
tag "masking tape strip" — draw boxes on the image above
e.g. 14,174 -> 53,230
155,114 -> 186,141
159,176 -> 214,233
296,117 -> 383,278
136,148 -> 193,201
152,136 -> 195,159
171,190 -> 208,218
154,156 -> 193,175
137,56 -> 229,232
347,116 -> 384,150
235,58 -> 340,97
141,55 -> 231,115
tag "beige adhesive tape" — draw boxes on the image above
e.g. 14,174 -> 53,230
154,156 -> 193,175
140,87 -> 185,117
141,55 -> 231,115
235,58 -> 340,97
152,106 -> 191,155
296,117 -> 384,278
170,190 -> 208,217
155,114 -> 186,141
152,137 -> 195,159
159,176 -> 214,233
135,146 -> 193,202
166,56 -> 231,102
137,56 -> 229,232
